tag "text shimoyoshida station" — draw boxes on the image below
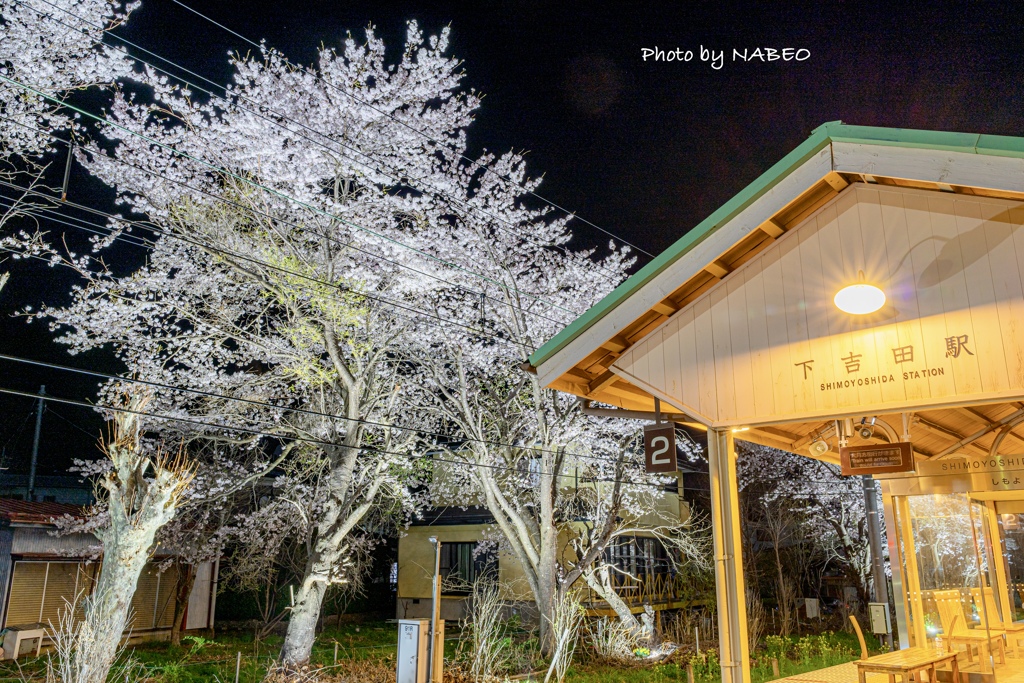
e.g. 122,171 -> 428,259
526,122 -> 1024,683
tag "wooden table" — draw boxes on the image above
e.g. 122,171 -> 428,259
855,648 -> 960,683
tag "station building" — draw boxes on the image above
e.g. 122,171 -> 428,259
526,122 -> 1024,683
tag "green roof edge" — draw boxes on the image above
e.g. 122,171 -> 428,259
529,121 -> 1024,370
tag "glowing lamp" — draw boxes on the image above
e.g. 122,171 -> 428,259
834,271 -> 885,315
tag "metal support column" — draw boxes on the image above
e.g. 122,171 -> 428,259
862,476 -> 893,650
708,428 -> 750,683
428,537 -> 441,683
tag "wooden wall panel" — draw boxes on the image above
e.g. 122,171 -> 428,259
130,564 -> 160,630
155,564 -> 178,629
6,562 -> 45,626
995,204 -> 1024,388
611,184 -> 1024,427
744,265 -> 773,418
39,562 -> 78,626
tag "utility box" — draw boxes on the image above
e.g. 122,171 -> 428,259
0,623 -> 45,660
869,602 -> 892,635
397,619 -> 429,683
397,619 -> 445,683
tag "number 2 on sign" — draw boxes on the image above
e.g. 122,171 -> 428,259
650,436 -> 671,464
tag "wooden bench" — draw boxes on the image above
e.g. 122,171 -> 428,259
851,615 -> 960,683
971,587 -> 1024,658
933,589 -> 1006,672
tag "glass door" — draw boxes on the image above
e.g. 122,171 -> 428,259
892,492 -> 1004,680
994,503 -> 1024,624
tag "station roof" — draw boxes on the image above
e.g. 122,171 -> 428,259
529,122 -> 1024,463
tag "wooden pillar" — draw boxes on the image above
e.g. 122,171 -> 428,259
708,428 -> 750,683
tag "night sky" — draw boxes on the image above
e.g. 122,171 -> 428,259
3,0 -> 1023,476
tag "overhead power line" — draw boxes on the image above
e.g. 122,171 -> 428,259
0,189 -> 535,351
0,385 -> 678,491
0,380 -> 867,500
0,353 -> 871,497
166,0 -> 655,259
19,0 -> 629,284
0,352 -> 602,462
0,111 -> 569,330
0,72 -> 580,318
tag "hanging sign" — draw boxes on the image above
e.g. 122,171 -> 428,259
839,442 -> 914,476
644,423 -> 677,473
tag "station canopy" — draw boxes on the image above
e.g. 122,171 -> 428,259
527,121 -> 1024,465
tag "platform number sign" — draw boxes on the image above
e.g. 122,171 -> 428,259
644,423 -> 677,474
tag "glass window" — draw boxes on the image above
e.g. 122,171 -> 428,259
439,542 -> 497,594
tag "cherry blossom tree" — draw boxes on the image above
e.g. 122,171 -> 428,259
52,391 -> 193,683
407,149 -> 709,649
738,443 -> 877,624
33,20 -> 491,669
0,0 -> 135,288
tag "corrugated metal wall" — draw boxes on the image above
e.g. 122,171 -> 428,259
11,529 -> 97,556
0,528 -> 13,627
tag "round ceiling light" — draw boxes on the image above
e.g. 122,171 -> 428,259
834,271 -> 885,315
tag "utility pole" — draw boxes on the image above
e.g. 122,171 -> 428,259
862,475 -> 893,650
427,537 -> 441,683
27,385 -> 44,503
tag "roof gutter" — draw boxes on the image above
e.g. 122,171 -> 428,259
525,120 -> 838,371
579,398 -> 700,427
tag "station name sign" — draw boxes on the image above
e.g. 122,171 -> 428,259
918,455 -> 1024,475
916,455 -> 1024,491
839,442 -> 915,476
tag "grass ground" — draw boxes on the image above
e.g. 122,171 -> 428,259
0,622 -> 880,682
0,622 -> 409,682
565,630 -> 876,683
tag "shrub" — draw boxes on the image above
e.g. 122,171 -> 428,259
587,617 -> 639,662
764,635 -> 789,662
795,636 -> 815,664
689,649 -> 721,681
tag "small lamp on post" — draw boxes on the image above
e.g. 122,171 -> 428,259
428,537 -> 441,683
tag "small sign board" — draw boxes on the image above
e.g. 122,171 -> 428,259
839,442 -> 914,476
804,598 -> 819,619
644,423 -> 677,474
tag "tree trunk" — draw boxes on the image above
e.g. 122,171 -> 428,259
71,530 -> 157,683
170,563 -> 197,647
582,566 -> 651,639
278,442 -> 378,669
773,544 -> 792,637
53,395 -> 187,683
536,455 -> 559,656
279,568 -> 328,667
536,558 -> 557,655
